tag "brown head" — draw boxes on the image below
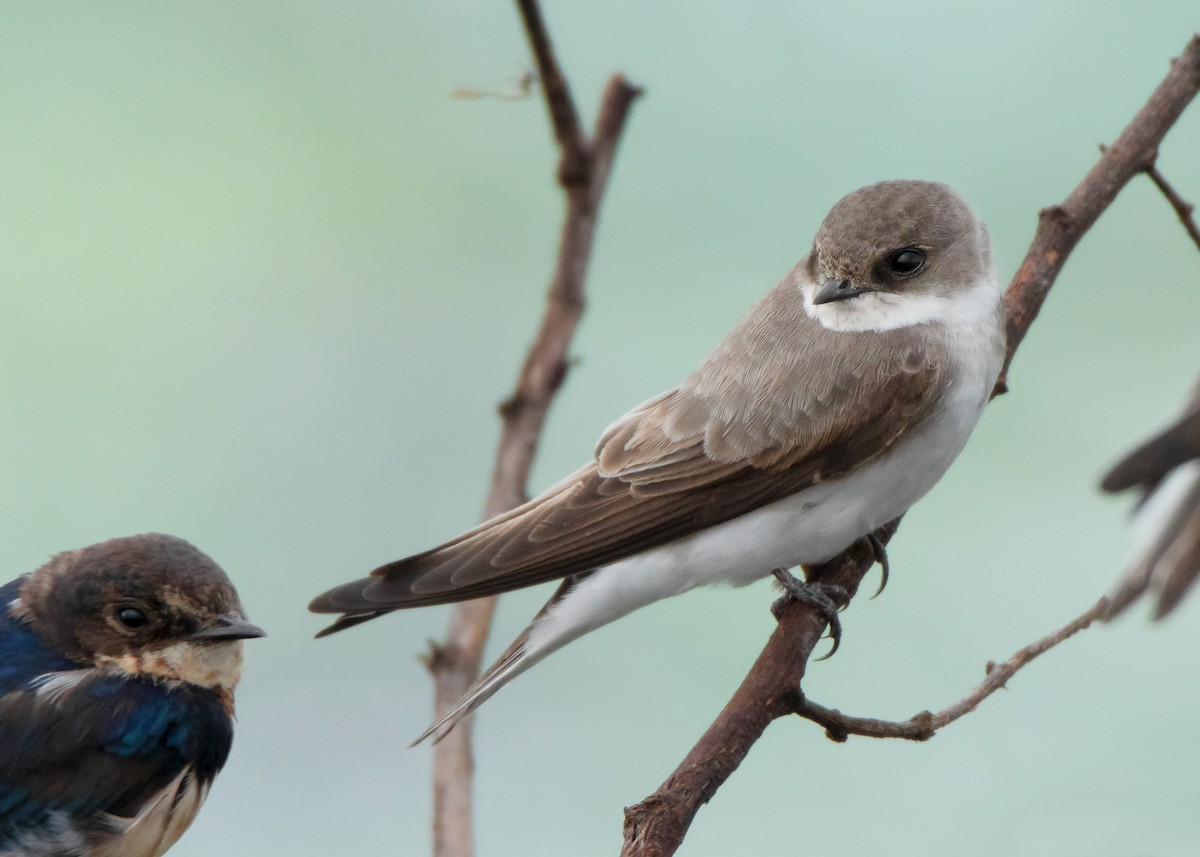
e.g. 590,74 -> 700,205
803,180 -> 995,331
14,533 -> 264,691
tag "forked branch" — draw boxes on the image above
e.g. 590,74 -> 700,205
620,33 -> 1200,857
795,597 -> 1109,742
427,4 -> 641,857
1144,163 -> 1200,252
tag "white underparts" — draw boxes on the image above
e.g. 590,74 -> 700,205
523,275 -> 1003,670
423,270 -> 1006,741
93,769 -> 209,857
0,771 -> 207,857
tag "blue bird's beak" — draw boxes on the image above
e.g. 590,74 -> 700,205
188,614 -> 267,642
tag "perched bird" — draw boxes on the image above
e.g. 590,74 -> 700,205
0,533 -> 264,857
1101,378 -> 1200,619
311,180 -> 1006,742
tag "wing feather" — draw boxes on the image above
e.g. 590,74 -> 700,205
310,270 -> 950,627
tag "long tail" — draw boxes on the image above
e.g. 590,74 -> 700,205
411,636 -> 534,746
410,576 -> 581,744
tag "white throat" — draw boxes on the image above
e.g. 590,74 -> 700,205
801,272 -> 1001,333
97,640 -> 246,691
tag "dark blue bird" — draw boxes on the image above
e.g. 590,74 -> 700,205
0,533 -> 264,857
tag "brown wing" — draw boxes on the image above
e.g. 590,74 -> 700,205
1102,380 -> 1200,619
310,270 -> 949,629
1100,386 -> 1200,496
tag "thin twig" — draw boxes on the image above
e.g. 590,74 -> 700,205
426,4 -> 641,857
996,34 -> 1200,394
1145,164 -> 1200,252
796,598 -> 1109,742
620,34 -> 1200,857
514,0 -> 589,183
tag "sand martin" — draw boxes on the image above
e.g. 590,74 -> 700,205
311,179 -> 1006,742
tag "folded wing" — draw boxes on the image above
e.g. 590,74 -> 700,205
311,276 -> 949,632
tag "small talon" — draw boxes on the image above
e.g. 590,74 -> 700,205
770,568 -> 847,659
814,635 -> 840,661
865,533 -> 890,598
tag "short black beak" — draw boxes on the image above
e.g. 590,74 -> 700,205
188,614 -> 267,642
812,278 -> 874,305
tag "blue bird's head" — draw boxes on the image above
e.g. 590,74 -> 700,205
12,534 -> 264,702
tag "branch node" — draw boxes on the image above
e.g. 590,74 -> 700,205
1037,204 -> 1073,229
557,148 -> 593,188
497,392 -> 526,419
546,356 -> 570,395
421,639 -> 450,673
910,710 -> 936,739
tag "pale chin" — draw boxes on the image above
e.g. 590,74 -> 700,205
800,277 -> 999,333
97,639 -> 246,690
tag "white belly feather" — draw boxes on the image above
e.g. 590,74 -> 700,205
0,770 -> 208,857
527,295 -> 1002,659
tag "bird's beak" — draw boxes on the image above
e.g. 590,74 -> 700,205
812,277 -> 875,305
189,614 -> 267,642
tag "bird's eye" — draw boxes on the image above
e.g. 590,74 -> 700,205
888,248 -> 926,277
116,607 -> 150,630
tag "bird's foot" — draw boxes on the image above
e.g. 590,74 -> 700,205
771,568 -> 848,659
865,533 -> 890,598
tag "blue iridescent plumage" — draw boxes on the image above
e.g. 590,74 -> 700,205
0,535 -> 262,857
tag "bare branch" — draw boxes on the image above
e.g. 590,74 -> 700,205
451,71 -> 537,102
427,5 -> 641,857
621,34 -> 1200,857
796,598 -> 1110,742
621,527 -> 897,857
514,0 -> 589,182
1145,164 -> 1200,253
996,34 -> 1200,394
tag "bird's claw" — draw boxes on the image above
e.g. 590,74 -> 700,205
865,533 -> 890,598
771,568 -> 848,659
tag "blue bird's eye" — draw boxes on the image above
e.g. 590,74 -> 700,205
116,606 -> 150,629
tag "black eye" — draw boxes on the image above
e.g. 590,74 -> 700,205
888,248 -> 926,277
116,607 -> 150,630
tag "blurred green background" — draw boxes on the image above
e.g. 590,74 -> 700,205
1,2 -> 1199,855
